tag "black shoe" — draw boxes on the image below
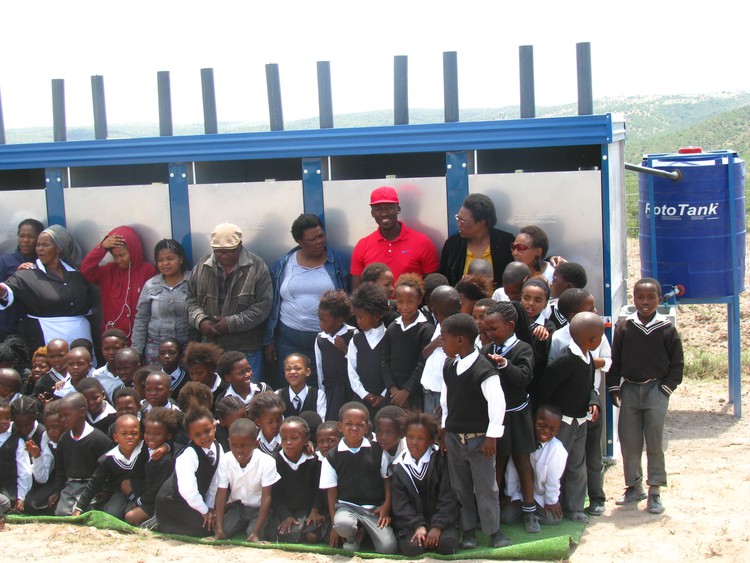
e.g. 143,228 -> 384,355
647,493 -> 665,514
524,512 -> 541,532
615,485 -> 647,505
585,501 -> 605,516
461,529 -> 478,549
491,529 -> 512,548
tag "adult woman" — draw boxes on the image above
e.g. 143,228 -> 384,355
80,225 -> 156,342
0,225 -> 96,352
131,239 -> 193,365
512,225 -> 555,283
440,193 -> 515,288
263,214 -> 350,385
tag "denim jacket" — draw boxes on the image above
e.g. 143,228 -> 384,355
131,272 -> 192,354
263,246 -> 350,345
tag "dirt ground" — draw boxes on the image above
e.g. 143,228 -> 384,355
2,239 -> 749,562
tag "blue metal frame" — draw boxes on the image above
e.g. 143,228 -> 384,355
44,168 -> 66,227
445,151 -> 469,238
168,163 -> 192,260
302,157 -> 325,222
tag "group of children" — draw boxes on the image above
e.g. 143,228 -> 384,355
0,257 -> 683,556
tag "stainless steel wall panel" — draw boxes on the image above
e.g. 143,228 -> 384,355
0,190 -> 48,255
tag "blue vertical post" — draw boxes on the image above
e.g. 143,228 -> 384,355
91,75 -> 108,140
266,63 -> 284,132
601,143 -> 615,457
443,51 -> 459,123
45,168 -> 66,227
201,68 -> 218,134
445,152 -> 469,237
52,79 -> 67,142
317,61 -> 333,129
394,55 -> 408,125
519,45 -> 535,118
157,71 -> 173,137
302,158 -> 325,225
168,163 -> 192,262
726,152 -> 742,417
0,88 -> 5,144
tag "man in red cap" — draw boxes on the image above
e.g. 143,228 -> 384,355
350,186 -> 439,290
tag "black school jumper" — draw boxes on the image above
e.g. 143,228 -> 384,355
351,330 -> 386,420
317,329 -> 355,421
381,319 -> 435,410
130,450 -> 175,517
278,385 -> 320,418
0,433 -> 22,502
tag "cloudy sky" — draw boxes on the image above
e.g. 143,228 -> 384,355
1,1 -> 746,129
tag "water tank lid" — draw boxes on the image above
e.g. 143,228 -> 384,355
678,146 -> 703,154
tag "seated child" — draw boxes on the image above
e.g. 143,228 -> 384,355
155,407 -> 221,536
51,392 -> 113,515
548,262 -> 588,329
33,338 -> 69,402
213,418 -> 280,542
315,289 -> 356,421
141,371 -> 181,413
78,377 -> 118,434
492,261 -> 531,303
0,397 -> 32,527
316,421 -> 342,461
125,407 -> 181,526
73,414 -> 145,518
455,275 -> 493,315
472,298 -> 496,349
419,273 -> 450,326
268,416 -> 327,543
113,387 -> 142,420
22,346 -> 50,396
185,343 -> 227,409
157,338 -> 188,399
133,365 -> 159,403
320,401 -> 397,554
382,274 -> 435,410
391,411 -> 459,556
374,405 -> 406,473
347,283 -> 390,420
10,395 -> 44,447
112,348 -> 143,398
278,353 -> 326,420
25,401 -> 64,513
440,313 -> 511,548
217,351 -> 267,407
0,368 -> 23,405
502,404 -> 568,526
93,329 -> 127,402
54,347 -> 93,397
177,382 -> 214,413
249,392 -> 285,456
537,312 -> 604,523
214,395 -> 247,453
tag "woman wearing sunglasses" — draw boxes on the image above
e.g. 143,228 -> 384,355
511,226 -> 555,283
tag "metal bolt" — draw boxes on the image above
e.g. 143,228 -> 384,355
602,155 -> 608,161
303,169 -> 309,175
462,163 -> 467,168
316,170 -> 321,174
447,164 -> 452,169
57,178 -> 61,182
170,173 -> 174,178
182,173 -> 186,178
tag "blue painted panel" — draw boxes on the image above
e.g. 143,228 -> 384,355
302,158 -> 325,222
445,152 -> 468,238
45,168 -> 66,227
168,163 -> 192,259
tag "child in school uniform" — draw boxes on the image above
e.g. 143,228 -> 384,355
155,406 -> 221,537
157,338 -> 189,400
22,347 -> 50,397
277,353 -> 326,420
521,278 -> 556,399
455,275 -> 493,315
53,346 -> 93,398
472,298 -> 496,349
177,382 -> 215,414
111,348 -> 143,400
537,312 -> 605,523
10,395 -> 45,449
33,338 -> 68,402
359,262 -> 398,326
439,313 -> 511,549
547,262 -> 588,330
347,283 -> 391,420
249,391 -> 285,456
0,368 -> 23,405
315,290 -> 356,421
51,392 -> 113,516
184,342 -> 228,410
502,404 -> 568,526
548,288 -> 611,516
419,273 -> 450,326
316,421 -> 342,461
93,329 -> 127,402
214,395 -> 248,453
73,414 -> 145,519
374,405 -> 406,475
268,416 -> 327,543
482,301 -> 540,533
141,371 -> 181,414
25,401 -> 64,514
78,377 -> 118,434
320,401 -> 397,554
608,278 -> 683,515
213,418 -> 280,542
391,411 -> 459,556
125,407 -> 180,526
216,351 -> 268,408
382,274 -> 435,410
0,397 -> 32,527
491,261 -> 530,303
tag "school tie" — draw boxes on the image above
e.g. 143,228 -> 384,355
206,449 -> 216,465
293,396 -> 302,414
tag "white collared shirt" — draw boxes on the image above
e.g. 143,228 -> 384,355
31,431 -> 57,484
216,449 -> 280,506
279,450 -> 315,471
421,323 -> 446,392
107,441 -> 144,469
69,421 -> 95,441
347,324 -> 387,400
224,383 -> 263,405
505,436 -> 567,506
315,324 -> 354,389
258,432 -> 281,456
277,384 -> 327,420
94,363 -> 123,403
627,309 -> 667,328
175,442 -> 220,515
395,310 -> 428,331
0,427 -> 32,500
86,401 -> 117,425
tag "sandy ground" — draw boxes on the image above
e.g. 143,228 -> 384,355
2,239 -> 749,561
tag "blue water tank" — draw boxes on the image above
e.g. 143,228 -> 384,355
639,149 -> 746,298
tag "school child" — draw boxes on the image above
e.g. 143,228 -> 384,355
213,418 -> 280,542
455,274 -> 493,315
419,273 -> 450,326
25,401 -> 64,513
154,406 -> 221,536
537,312 -> 605,523
72,414 -> 145,518
360,262 -> 398,326
268,416 -> 327,543
347,283 -> 391,420
216,351 -> 267,407
472,298 -> 496,349
481,302 -> 540,533
78,377 -> 118,434
51,392 -> 113,515
177,382 -> 215,413
521,279 -> 556,399
110,348 -> 143,399
299,411 -> 323,448
374,405 -> 406,473
214,395 -> 248,453
141,371 -> 181,413
33,338 -> 68,401
0,368 -> 23,404
113,387 -> 142,419
547,262 -> 588,329
319,401 -> 397,554
22,346 -> 50,396
315,290 -> 356,421
185,342 -> 227,409
133,365 -> 157,402
0,397 -> 32,526
93,329 -> 127,402
502,404 -> 568,526
548,288 -> 611,516
277,353 -> 326,419
608,278 -> 684,515
391,411 -> 459,556
10,395 -> 44,448
420,285 -> 461,416
439,313 -> 511,549
54,347 -> 93,397
316,421 -> 342,460
125,407 -> 181,526
249,391 -> 285,456
491,261 -> 531,303
382,274 -> 435,410
157,338 -> 188,399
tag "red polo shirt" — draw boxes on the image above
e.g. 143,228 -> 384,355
350,222 -> 440,281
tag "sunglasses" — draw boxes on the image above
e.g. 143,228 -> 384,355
511,243 -> 531,252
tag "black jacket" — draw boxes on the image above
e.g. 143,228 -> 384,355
439,227 -> 515,287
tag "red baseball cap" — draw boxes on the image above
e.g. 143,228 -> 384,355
370,186 -> 400,205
